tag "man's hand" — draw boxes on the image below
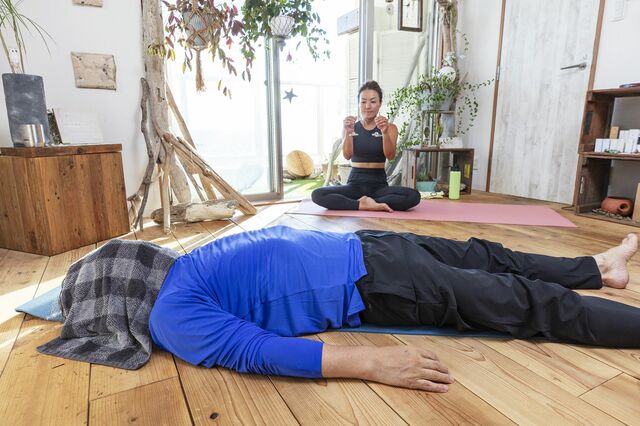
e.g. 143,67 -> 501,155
368,345 -> 453,392
374,116 -> 390,134
322,344 -> 453,392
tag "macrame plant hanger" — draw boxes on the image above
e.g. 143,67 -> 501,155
184,2 -> 212,92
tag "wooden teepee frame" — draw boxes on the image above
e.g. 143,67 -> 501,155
132,0 -> 256,233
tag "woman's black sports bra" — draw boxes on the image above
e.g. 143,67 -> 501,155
351,121 -> 386,163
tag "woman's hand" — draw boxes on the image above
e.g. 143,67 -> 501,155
343,116 -> 357,133
374,116 -> 390,134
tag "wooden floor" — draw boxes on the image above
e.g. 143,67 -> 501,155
0,192 -> 639,425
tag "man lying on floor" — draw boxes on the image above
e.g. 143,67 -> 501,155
39,226 -> 640,393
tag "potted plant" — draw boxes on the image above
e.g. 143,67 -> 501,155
415,172 -> 436,192
241,0 -> 328,60
388,67 -> 492,153
1,0 -> 52,147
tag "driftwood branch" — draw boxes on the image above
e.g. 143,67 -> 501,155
142,0 -> 191,205
128,77 -> 162,230
166,84 -> 218,200
160,140 -> 173,233
163,133 -> 257,215
150,200 -> 237,224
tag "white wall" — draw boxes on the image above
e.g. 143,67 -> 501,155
594,0 -> 640,89
457,0 -> 502,190
0,1 -> 150,206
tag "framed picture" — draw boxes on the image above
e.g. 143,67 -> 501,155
398,0 -> 423,32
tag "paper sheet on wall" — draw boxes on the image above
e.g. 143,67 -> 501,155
53,108 -> 104,144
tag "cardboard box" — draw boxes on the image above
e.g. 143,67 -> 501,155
609,126 -> 620,139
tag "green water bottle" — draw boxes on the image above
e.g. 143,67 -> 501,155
449,164 -> 461,200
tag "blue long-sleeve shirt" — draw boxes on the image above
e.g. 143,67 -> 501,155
149,226 -> 367,378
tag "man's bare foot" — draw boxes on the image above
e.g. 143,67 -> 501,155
358,196 -> 394,212
593,233 -> 638,289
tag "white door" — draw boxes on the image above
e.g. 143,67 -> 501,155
489,0 -> 600,203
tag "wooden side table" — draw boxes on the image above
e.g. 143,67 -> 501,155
401,147 -> 474,194
0,144 -> 130,255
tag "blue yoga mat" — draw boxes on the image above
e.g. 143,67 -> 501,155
338,323 -> 508,338
15,286 -> 63,322
16,286 -> 514,339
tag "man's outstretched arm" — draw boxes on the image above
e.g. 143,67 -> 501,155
151,298 -> 453,391
322,344 -> 454,392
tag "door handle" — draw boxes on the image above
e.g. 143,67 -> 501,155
560,62 -> 587,70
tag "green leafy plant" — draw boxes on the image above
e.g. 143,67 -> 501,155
0,0 -> 51,73
241,0 -> 329,60
388,68 -> 492,154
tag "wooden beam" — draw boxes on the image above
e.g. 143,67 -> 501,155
485,0 -> 506,193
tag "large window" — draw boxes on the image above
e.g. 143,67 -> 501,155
278,1 -> 358,167
165,0 -> 274,197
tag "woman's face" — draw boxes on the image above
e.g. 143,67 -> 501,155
359,89 -> 381,119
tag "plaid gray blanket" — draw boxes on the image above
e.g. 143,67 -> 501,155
37,239 -> 179,370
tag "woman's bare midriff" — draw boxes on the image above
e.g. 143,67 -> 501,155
351,162 -> 385,169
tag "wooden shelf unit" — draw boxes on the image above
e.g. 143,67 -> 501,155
573,86 -> 640,227
401,147 -> 474,194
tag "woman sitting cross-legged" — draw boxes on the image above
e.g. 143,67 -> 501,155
312,80 -> 420,212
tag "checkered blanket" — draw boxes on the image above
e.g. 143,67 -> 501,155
37,239 -> 179,370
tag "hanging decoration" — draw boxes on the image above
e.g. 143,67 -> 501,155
283,88 -> 297,103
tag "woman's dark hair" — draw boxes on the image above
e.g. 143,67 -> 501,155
358,80 -> 383,102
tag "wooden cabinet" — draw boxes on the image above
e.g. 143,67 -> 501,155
573,86 -> 640,227
401,147 -> 474,194
0,144 -> 129,255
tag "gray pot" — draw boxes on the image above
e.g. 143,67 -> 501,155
2,73 -> 51,147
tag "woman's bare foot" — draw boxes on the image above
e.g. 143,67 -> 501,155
358,196 -> 394,212
593,233 -> 638,289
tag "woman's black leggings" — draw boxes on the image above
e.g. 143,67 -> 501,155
312,168 -> 421,211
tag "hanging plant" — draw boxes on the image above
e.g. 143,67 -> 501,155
241,0 -> 329,60
150,0 -> 256,94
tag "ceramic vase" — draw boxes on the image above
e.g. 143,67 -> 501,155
601,197 -> 633,217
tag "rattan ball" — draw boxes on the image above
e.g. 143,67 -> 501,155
286,150 -> 314,178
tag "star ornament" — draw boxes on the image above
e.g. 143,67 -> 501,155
283,89 -> 298,103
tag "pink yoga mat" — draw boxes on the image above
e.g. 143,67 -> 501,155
290,199 -> 576,227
